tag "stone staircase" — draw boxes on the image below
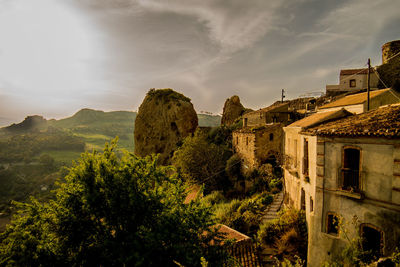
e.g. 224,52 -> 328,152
260,191 -> 284,266
261,191 -> 284,223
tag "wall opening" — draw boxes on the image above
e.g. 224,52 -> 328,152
310,196 -> 313,212
326,213 -> 339,235
300,188 -> 306,211
303,139 -> 309,176
360,224 -> 383,260
341,147 -> 360,191
269,133 -> 274,141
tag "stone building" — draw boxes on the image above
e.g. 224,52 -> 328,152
232,102 -> 295,174
242,102 -> 292,128
325,68 -> 379,95
318,88 -> 400,114
233,123 -> 284,171
283,104 -> 400,266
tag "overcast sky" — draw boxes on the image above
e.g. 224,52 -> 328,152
0,0 -> 399,125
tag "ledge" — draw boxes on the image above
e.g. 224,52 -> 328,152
335,189 -> 364,200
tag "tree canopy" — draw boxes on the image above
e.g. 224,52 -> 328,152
0,140 -> 227,266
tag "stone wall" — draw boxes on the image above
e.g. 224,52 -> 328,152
382,40 -> 400,64
233,124 -> 284,172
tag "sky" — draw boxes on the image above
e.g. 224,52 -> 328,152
0,0 -> 399,125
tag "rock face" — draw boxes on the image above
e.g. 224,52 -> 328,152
221,95 -> 246,126
134,88 -> 198,164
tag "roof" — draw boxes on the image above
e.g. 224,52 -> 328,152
244,102 -> 288,117
214,224 -> 251,243
234,123 -> 283,134
340,68 -> 369,75
303,104 -> 400,138
184,184 -> 201,204
287,109 -> 352,129
319,89 -> 390,109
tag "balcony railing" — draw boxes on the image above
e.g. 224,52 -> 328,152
340,168 -> 360,192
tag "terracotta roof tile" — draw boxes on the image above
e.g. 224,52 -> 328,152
303,104 -> 400,137
287,109 -> 352,128
319,89 -> 391,109
245,102 -> 288,117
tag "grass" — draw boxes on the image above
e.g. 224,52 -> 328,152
39,150 -> 82,164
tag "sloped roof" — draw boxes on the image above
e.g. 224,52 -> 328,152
319,89 -> 390,109
287,109 -> 352,129
234,123 -> 283,134
214,224 -> 251,243
245,102 -> 288,117
340,68 -> 369,75
303,104 -> 400,138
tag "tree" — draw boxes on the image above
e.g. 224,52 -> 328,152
173,134 -> 232,192
0,140 -> 227,266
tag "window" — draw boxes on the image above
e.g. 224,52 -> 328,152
327,213 -> 339,235
246,137 -> 249,146
300,188 -> 306,211
340,147 -> 361,192
360,224 -> 383,259
310,197 -> 313,212
350,79 -> 356,87
303,139 -> 309,176
236,136 -> 239,145
269,133 -> 274,141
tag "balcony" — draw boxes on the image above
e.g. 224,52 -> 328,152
337,168 -> 363,199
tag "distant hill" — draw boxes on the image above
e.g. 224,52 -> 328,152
1,109 -> 221,154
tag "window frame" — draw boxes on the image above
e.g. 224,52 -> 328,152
326,212 -> 340,236
339,146 -> 362,193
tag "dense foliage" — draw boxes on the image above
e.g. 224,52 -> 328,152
173,133 -> 233,192
0,141 -> 228,266
258,208 -> 308,262
0,129 -> 85,163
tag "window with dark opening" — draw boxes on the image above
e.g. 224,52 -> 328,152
341,148 -> 360,192
310,197 -> 313,212
303,139 -> 309,176
300,188 -> 306,211
246,137 -> 249,146
327,213 -> 339,235
350,79 -> 356,87
236,136 -> 239,145
361,224 -> 383,260
269,133 -> 274,141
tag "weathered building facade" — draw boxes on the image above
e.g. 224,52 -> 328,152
326,68 -> 379,95
284,105 -> 400,266
233,123 -> 284,171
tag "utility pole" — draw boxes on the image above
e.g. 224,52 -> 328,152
367,58 -> 371,111
281,89 -> 285,103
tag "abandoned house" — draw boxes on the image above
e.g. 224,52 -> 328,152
325,68 -> 379,96
232,102 -> 296,174
233,123 -> 284,172
283,104 -> 400,266
317,88 -> 400,114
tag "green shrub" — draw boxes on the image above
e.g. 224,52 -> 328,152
258,208 -> 308,262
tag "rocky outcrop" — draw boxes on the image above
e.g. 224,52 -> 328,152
221,95 -> 246,126
134,88 -> 198,164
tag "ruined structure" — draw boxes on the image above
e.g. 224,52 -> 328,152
318,88 -> 400,114
382,40 -> 400,64
232,102 -> 296,174
221,95 -> 246,126
134,88 -> 198,164
283,105 -> 400,266
233,123 -> 283,171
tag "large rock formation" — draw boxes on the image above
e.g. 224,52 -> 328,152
134,88 -> 198,164
221,95 -> 246,126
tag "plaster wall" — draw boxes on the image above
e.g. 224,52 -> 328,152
339,73 -> 379,91
306,137 -> 400,266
